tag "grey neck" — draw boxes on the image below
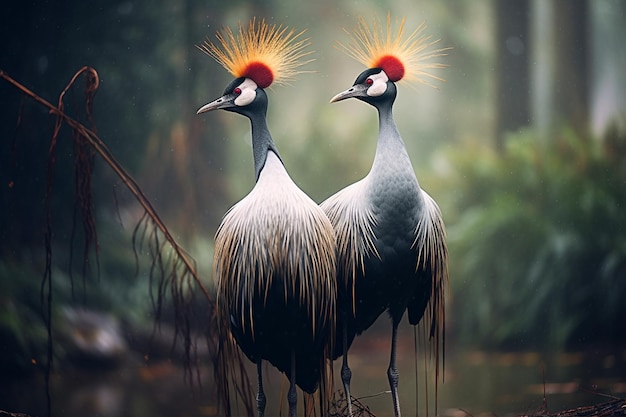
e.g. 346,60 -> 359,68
372,102 -> 410,170
249,112 -> 282,181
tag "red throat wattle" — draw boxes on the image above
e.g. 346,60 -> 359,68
242,61 -> 274,88
374,55 -> 405,82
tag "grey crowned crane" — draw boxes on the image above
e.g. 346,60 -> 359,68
196,19 -> 336,417
321,15 -> 449,417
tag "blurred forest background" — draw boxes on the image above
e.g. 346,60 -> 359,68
1,0 -> 625,415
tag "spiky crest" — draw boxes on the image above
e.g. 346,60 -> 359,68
338,13 -> 448,86
198,18 -> 312,88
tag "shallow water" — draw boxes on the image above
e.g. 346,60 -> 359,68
1,321 -> 625,417
335,320 -> 626,417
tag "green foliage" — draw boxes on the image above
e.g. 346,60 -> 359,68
442,126 -> 626,349
0,259 -> 50,374
0,221 -> 173,374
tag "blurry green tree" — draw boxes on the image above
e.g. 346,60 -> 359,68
440,125 -> 626,349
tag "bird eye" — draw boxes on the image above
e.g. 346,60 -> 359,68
366,78 -> 373,85
234,87 -> 242,95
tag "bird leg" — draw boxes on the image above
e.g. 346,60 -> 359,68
288,350 -> 297,417
256,360 -> 266,417
341,320 -> 354,416
387,318 -> 402,417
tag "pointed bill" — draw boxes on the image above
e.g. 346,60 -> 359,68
329,84 -> 368,103
197,94 -> 234,114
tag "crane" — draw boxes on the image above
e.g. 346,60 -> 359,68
196,19 -> 336,417
321,14 -> 449,417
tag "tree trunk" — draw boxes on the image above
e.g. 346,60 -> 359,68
531,0 -> 590,142
494,0 -> 531,150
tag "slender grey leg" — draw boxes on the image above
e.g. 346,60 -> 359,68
256,360 -> 266,417
387,318 -> 402,417
288,350 -> 297,417
341,320 -> 353,416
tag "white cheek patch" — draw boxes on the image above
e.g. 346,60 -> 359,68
366,71 -> 389,97
234,78 -> 258,107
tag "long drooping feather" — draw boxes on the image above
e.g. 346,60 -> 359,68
321,179 -> 379,314
214,154 -> 336,342
412,190 -> 449,389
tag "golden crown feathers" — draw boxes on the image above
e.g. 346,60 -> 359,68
198,18 -> 312,89
338,13 -> 448,86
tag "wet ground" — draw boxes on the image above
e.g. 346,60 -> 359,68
1,320 -> 625,417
